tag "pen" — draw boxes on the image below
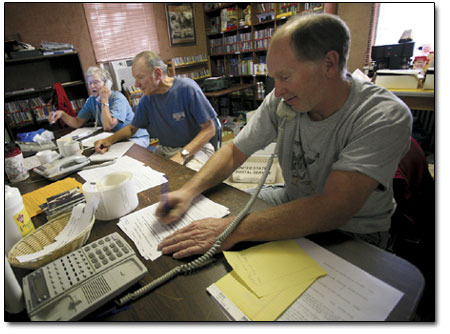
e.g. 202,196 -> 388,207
160,175 -> 169,216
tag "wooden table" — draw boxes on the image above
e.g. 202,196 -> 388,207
7,143 -> 425,321
389,89 -> 434,111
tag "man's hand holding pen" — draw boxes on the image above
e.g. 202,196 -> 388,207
94,138 -> 111,154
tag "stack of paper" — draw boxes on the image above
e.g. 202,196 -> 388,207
208,238 -> 404,321
209,240 -> 327,321
78,155 -> 167,193
16,200 -> 98,263
117,195 -> 230,261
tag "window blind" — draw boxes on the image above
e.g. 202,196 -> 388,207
83,3 -> 160,63
366,3 -> 380,66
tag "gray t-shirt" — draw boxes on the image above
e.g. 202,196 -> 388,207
234,73 -> 412,233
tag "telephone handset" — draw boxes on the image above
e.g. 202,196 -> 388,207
276,99 -> 297,121
34,155 -> 89,181
96,79 -> 113,102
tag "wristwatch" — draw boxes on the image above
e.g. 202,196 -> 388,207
181,149 -> 190,158
101,102 -> 109,107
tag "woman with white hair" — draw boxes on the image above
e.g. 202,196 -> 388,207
48,66 -> 149,148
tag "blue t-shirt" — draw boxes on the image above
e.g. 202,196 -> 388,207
131,77 -> 218,148
77,91 -> 149,140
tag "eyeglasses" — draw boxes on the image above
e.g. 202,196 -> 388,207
87,80 -> 103,86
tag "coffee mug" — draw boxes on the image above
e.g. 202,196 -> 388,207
56,137 -> 73,157
63,140 -> 84,156
36,150 -> 60,164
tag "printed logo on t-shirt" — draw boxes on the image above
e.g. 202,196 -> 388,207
172,112 -> 186,121
291,137 -> 319,193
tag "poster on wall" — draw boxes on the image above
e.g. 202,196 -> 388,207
166,3 -> 196,46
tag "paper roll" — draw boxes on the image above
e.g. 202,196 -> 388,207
82,171 -> 138,221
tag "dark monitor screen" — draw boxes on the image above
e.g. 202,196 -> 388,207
371,42 -> 415,70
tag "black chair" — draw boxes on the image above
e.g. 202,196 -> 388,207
390,136 -> 435,320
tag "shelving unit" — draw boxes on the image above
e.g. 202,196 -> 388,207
4,52 -> 88,140
203,3 -> 337,115
169,54 -> 212,81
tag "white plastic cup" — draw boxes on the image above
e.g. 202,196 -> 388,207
36,150 -> 59,165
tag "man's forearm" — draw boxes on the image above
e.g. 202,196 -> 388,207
105,125 -> 138,145
60,113 -> 85,128
183,120 -> 215,155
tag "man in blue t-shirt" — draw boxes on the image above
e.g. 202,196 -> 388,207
48,66 -> 149,148
94,51 -> 219,170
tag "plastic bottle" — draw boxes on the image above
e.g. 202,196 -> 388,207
5,185 -> 35,253
5,256 -> 25,314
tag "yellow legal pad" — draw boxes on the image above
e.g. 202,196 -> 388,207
218,240 -> 327,321
22,177 -> 84,217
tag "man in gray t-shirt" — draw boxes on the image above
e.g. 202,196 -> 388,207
154,13 -> 412,259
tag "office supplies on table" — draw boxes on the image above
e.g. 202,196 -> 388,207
22,177 -> 84,217
8,203 -> 96,271
207,238 -> 404,321
38,187 -> 86,219
11,201 -> 97,265
82,171 -> 138,221
33,155 -> 89,181
21,232 -> 148,321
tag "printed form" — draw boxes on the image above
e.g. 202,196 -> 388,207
117,195 -> 230,261
207,238 -> 404,321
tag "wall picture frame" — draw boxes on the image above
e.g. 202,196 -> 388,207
166,3 -> 196,47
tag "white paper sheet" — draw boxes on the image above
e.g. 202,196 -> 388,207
207,238 -> 404,321
89,141 -> 134,161
60,127 -> 97,140
117,195 -> 230,261
81,132 -> 113,148
24,155 -> 41,170
78,155 -> 167,193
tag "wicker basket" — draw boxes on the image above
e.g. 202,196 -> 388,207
7,211 -> 95,270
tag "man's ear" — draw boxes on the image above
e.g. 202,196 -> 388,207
153,67 -> 163,80
322,50 -> 340,77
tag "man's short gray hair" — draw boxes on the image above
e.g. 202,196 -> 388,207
271,13 -> 351,75
134,51 -> 168,75
85,66 -> 112,82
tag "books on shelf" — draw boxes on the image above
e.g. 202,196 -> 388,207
171,54 -> 209,67
5,97 -> 86,128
